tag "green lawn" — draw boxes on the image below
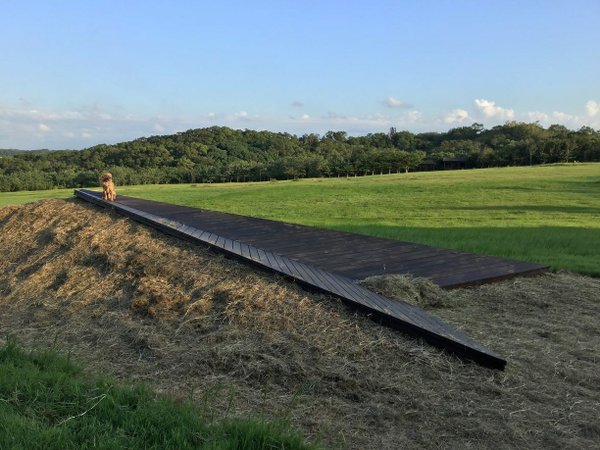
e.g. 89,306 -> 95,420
0,339 -> 318,449
0,188 -> 73,208
2,163 -> 599,275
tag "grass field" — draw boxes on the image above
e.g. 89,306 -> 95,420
0,188 -> 73,208
0,339 -> 318,449
1,163 -> 599,275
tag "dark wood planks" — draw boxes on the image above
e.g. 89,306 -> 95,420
106,192 -> 547,288
74,189 -> 512,369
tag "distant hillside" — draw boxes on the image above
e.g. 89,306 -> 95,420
0,148 -> 53,156
0,123 -> 599,192
0,198 -> 599,449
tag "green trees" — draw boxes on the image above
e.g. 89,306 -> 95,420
0,123 -> 599,192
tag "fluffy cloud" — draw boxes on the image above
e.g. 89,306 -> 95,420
291,111 -> 391,129
586,100 -> 599,117
526,110 -> 588,128
443,109 -> 470,124
3,96 -> 597,150
551,111 -> 577,122
285,109 -> 426,134
403,110 -> 422,123
286,111 -> 394,133
384,97 -> 410,108
0,101 -> 187,149
474,99 -> 515,121
0,100 -> 426,149
526,111 -> 550,122
287,113 -> 311,121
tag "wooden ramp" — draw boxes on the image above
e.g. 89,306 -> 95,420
74,189 -> 547,370
77,192 -> 547,289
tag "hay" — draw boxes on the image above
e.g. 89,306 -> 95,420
361,274 -> 452,308
1,199 -> 599,449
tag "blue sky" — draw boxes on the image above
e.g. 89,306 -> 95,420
1,0 -> 599,149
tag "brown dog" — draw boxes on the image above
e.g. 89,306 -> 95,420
100,172 -> 117,201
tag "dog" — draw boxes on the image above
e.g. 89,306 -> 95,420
100,172 -> 117,201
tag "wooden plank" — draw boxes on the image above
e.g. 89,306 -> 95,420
240,243 -> 252,260
255,248 -> 269,264
285,258 -> 321,287
248,245 -> 261,262
198,230 -> 212,241
267,252 -> 289,274
271,253 -> 296,277
205,233 -> 219,245
223,237 -> 234,253
232,240 -> 242,256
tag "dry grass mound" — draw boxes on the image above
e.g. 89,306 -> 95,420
1,199 -> 599,449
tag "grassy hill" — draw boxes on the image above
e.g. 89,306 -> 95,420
0,198 -> 599,449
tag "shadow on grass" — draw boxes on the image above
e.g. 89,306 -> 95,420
486,181 -> 600,194
327,224 -> 600,277
447,205 -> 600,214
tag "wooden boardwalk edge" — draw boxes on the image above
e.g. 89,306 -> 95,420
74,189 -> 507,370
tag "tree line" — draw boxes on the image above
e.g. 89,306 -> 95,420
1,122 -> 599,192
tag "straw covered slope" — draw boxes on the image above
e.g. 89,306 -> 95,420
0,199 -> 599,449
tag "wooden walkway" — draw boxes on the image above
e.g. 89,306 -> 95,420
74,189 -> 546,370
79,192 -> 547,288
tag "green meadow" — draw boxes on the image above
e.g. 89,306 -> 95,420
0,188 -> 73,208
2,163 -> 599,276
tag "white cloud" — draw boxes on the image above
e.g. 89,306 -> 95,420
0,100 -> 192,149
443,109 -> 470,124
553,111 -> 592,129
526,110 -> 591,128
287,111 -> 395,133
526,111 -> 550,122
289,110 -> 427,134
1,102 -> 431,148
474,99 -> 515,121
586,100 -> 599,117
321,112 -> 392,127
552,111 -> 577,122
403,110 -> 422,123
288,113 -> 310,121
384,97 -> 410,108
0,103 -> 110,124
3,95 -> 597,151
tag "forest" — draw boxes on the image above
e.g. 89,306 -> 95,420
1,122 -> 599,192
